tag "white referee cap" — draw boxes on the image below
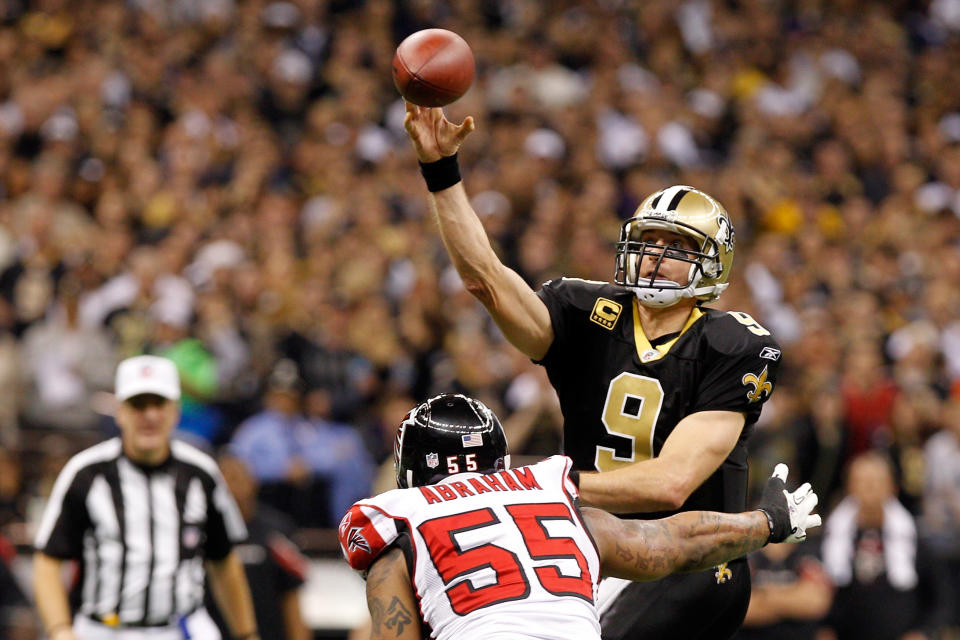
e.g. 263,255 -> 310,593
115,355 -> 181,402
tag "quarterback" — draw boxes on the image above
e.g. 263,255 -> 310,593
404,103 -> 782,638
339,394 -> 820,640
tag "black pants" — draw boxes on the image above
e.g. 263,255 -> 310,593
600,558 -> 751,640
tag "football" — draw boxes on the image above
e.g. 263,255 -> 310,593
392,29 -> 475,107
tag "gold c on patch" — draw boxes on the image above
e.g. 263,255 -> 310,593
590,298 -> 622,330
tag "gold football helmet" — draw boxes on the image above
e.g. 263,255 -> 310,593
615,185 -> 735,307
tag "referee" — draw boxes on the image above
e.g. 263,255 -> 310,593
33,355 -> 261,640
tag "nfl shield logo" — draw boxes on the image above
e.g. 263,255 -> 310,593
182,525 -> 201,550
426,452 -> 439,468
641,349 -> 660,363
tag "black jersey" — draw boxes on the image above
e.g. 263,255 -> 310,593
536,278 -> 781,516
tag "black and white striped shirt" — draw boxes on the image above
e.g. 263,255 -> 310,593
35,438 -> 247,626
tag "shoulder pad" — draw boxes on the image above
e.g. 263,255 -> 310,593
338,500 -> 400,572
540,278 -> 629,311
702,309 -> 781,356
527,455 -> 580,498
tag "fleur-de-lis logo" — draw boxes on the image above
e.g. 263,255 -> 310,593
716,215 -> 735,252
742,366 -> 772,403
714,562 -> 733,584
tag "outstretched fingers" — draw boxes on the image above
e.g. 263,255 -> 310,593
454,115 -> 475,144
772,463 -> 789,483
403,103 -> 420,136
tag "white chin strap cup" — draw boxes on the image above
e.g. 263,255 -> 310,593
632,279 -> 695,308
632,282 -> 727,308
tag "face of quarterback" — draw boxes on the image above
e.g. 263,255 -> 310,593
636,229 -> 699,287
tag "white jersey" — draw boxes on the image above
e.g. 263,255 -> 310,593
339,455 -> 601,640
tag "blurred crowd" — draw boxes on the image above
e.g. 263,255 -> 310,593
0,0 -> 960,637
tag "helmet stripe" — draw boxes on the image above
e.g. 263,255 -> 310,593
666,187 -> 690,212
651,185 -> 685,212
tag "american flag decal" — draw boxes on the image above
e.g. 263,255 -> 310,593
462,433 -> 483,448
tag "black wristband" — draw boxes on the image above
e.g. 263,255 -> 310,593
758,509 -> 777,544
419,153 -> 461,192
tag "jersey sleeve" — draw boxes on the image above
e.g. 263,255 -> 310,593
204,468 -> 249,560
549,455 -> 581,498
535,278 -> 622,366
535,278 -> 576,358
690,314 -> 782,423
338,500 -> 402,573
34,467 -> 90,559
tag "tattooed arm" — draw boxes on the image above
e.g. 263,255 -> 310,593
583,507 -> 769,581
365,547 -> 421,640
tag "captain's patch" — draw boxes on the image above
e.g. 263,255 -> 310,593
590,298 -> 622,330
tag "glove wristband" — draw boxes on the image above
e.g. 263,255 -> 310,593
419,153 -> 461,192
758,509 -> 776,544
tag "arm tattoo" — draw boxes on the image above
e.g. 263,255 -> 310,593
369,597 -> 386,636
641,511 -> 767,574
366,548 -> 419,638
614,536 -> 636,564
384,596 -> 414,635
591,507 -> 768,580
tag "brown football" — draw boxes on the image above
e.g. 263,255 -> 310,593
392,29 -> 475,107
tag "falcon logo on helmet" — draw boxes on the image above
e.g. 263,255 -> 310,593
615,185 -> 735,308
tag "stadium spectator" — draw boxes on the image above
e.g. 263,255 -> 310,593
301,387 -> 373,525
213,454 -> 311,640
736,542 -> 833,640
820,451 -> 946,640
921,399 -> 960,635
18,274 -> 115,431
230,360 -> 372,526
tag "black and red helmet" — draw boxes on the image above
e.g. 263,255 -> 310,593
395,394 -> 509,488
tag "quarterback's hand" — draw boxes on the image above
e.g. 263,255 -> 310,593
758,464 -> 821,543
404,102 -> 475,163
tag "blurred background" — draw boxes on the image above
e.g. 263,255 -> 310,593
1,0 -> 960,638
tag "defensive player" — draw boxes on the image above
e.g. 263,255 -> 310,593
404,103 -> 781,638
339,394 -> 820,640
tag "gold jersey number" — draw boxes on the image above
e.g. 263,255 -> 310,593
595,373 -> 665,471
727,311 -> 770,336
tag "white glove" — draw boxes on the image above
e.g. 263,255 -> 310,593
760,463 -> 822,543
